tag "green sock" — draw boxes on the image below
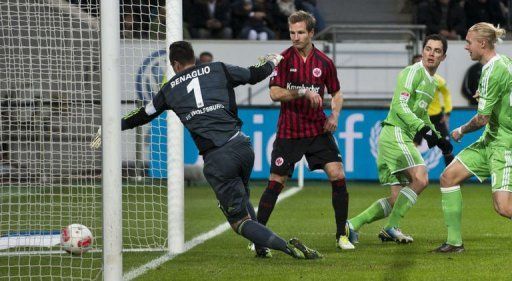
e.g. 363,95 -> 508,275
441,186 -> 463,246
385,187 -> 417,229
350,198 -> 391,231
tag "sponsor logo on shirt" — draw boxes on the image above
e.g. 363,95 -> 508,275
313,67 -> 322,77
289,68 -> 297,72
399,92 -> 410,101
286,82 -> 321,94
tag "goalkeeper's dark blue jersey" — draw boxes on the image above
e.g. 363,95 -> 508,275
152,61 -> 269,154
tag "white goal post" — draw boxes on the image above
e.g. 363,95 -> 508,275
0,0 -> 184,279
0,0 -> 304,279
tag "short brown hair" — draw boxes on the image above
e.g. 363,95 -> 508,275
422,34 -> 448,55
288,10 -> 316,32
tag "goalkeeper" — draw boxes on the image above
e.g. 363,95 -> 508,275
346,34 -> 453,244
91,41 -> 321,260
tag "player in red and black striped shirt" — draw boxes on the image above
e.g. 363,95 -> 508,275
256,11 -> 354,251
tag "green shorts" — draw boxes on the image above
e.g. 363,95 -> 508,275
377,125 -> 425,186
456,140 -> 512,192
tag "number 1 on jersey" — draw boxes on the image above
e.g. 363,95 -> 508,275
187,77 -> 204,108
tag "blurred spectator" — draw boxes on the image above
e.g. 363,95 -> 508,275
498,0 -> 509,26
199,51 -> 214,63
271,0 -> 297,39
465,0 -> 507,29
190,0 -> 233,39
69,0 -> 99,17
232,0 -> 275,40
149,6 -> 191,39
120,0 -> 152,39
461,62 -> 483,106
416,0 -> 466,39
122,11 -> 137,39
295,0 -> 326,32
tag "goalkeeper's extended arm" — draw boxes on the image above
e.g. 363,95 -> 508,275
121,105 -> 164,131
247,61 -> 276,84
223,53 -> 283,87
247,54 -> 283,84
90,102 -> 164,149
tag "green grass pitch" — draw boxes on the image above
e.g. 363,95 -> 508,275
2,181 -> 512,280
129,181 -> 512,281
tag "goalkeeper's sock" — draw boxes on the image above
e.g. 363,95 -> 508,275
246,200 -> 257,221
245,199 -> 266,250
331,179 -> 349,238
238,220 -> 289,253
256,181 -> 284,226
385,187 -> 417,229
350,198 -> 391,231
441,185 -> 463,246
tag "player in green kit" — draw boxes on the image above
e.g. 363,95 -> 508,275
433,23 -> 512,253
346,34 -> 453,244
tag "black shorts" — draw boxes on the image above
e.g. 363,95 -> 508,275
202,133 -> 253,224
270,133 -> 342,177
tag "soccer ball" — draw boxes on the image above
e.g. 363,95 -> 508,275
61,224 -> 94,255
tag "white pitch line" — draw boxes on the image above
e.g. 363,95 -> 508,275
123,186 -> 303,281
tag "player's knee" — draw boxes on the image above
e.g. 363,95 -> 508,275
231,216 -> 251,233
325,164 -> 345,181
326,169 -> 345,181
269,173 -> 287,185
440,170 -> 455,187
494,203 -> 512,218
218,198 -> 249,229
386,196 -> 397,207
411,175 -> 428,189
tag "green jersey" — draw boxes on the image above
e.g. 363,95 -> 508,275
477,54 -> 512,148
382,62 -> 438,138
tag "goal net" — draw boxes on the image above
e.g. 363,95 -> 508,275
0,0 -> 176,279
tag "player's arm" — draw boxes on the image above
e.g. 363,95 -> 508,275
122,88 -> 168,130
270,86 -> 322,108
439,82 -> 452,114
460,114 -> 489,134
439,80 -> 452,127
324,90 -> 342,132
121,102 -> 165,131
392,70 -> 426,134
223,54 -> 283,87
451,114 -> 490,142
90,90 -> 167,149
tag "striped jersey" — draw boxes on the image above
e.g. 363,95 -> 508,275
477,54 -> 512,148
382,61 -> 439,138
269,45 -> 340,139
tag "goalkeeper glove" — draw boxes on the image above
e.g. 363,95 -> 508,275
436,138 -> 453,155
90,126 -> 101,150
417,126 -> 439,148
257,53 -> 283,66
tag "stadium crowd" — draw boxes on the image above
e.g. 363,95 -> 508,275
69,0 -> 510,41
416,0 -> 510,40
